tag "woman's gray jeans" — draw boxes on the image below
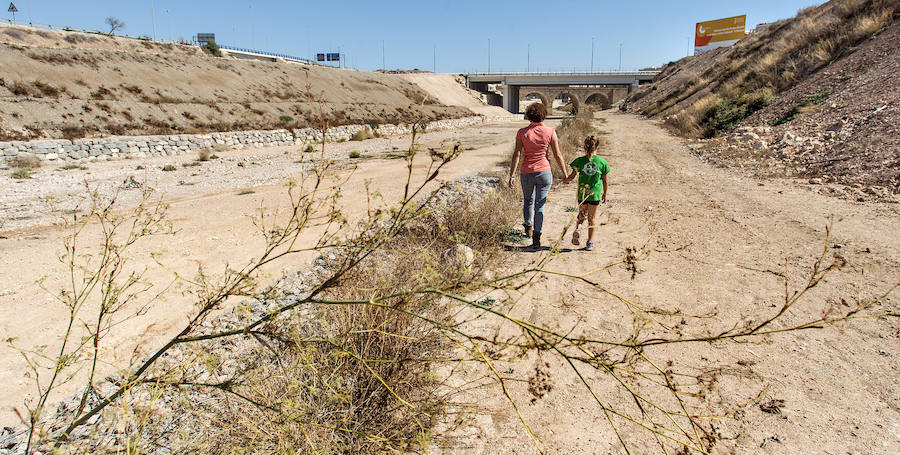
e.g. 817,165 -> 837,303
520,170 -> 552,234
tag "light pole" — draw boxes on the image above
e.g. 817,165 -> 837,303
150,0 -> 157,41
591,37 -> 594,72
618,43 -> 623,71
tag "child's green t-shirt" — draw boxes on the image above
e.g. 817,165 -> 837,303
570,155 -> 610,203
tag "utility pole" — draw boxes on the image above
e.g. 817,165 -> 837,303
591,37 -> 594,72
27,0 -> 31,23
150,0 -> 157,41
487,38 -> 491,73
618,43 -> 623,71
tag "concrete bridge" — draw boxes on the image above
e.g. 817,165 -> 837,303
464,71 -> 659,113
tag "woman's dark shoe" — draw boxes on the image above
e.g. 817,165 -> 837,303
523,225 -> 533,239
530,232 -> 541,249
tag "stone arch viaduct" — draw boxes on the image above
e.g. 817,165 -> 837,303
464,71 -> 659,114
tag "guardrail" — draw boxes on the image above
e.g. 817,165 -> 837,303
465,71 -> 660,76
217,44 -> 313,64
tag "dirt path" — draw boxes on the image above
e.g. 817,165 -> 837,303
435,112 -> 899,454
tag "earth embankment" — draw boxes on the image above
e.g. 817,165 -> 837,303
0,24 -> 474,141
627,0 -> 898,194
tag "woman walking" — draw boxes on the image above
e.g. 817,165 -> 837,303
508,102 -> 568,249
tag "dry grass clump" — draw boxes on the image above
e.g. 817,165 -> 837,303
350,129 -> 373,141
175,184 -> 518,454
8,154 -> 42,169
553,117 -> 606,177
7,80 -> 64,98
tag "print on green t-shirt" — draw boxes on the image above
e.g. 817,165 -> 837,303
569,155 -> 610,203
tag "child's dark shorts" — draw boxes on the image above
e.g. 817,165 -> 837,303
580,200 -> 601,206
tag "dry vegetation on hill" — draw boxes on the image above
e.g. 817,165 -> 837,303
0,25 -> 472,141
627,0 -> 898,193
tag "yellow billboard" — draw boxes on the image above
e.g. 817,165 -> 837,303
695,15 -> 746,54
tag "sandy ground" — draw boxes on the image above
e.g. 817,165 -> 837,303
0,120 -> 520,424
431,112 -> 899,454
1,112 -> 898,454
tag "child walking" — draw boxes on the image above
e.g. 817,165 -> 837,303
564,136 -> 610,251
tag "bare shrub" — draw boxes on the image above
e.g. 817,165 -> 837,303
8,154 -> 42,169
197,148 -> 212,161
350,129 -> 373,141
3,28 -> 24,40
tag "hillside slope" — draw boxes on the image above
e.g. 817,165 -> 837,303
398,73 -> 510,117
627,0 -> 898,194
0,24 -> 473,141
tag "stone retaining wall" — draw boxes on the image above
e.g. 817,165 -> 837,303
1,115 -> 520,165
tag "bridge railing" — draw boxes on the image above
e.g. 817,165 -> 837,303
465,71 -> 660,76
217,44 -> 314,64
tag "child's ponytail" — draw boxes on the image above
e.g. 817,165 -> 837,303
583,135 -> 599,155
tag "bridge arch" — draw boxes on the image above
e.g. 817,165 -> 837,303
584,92 -> 612,110
552,90 -> 582,116
519,91 -> 551,114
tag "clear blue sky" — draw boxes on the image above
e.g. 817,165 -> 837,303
6,0 -> 824,72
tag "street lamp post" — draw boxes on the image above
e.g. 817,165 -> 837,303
618,43 -> 623,71
150,0 -> 157,41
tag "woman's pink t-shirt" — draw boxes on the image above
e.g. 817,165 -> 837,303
516,123 -> 558,174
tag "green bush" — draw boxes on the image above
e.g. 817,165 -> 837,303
349,151 -> 361,159
10,168 -> 32,179
203,41 -> 223,58
702,90 -> 774,136
303,144 -> 315,153
279,115 -> 294,124
770,88 -> 835,126
162,164 -> 177,172
350,129 -> 373,141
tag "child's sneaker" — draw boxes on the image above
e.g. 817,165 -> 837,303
571,230 -> 580,246
584,241 -> 594,251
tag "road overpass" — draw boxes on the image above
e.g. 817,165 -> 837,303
464,71 -> 659,113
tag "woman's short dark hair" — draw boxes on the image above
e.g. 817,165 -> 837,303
524,102 -> 547,123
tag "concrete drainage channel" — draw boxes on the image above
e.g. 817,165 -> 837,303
0,115 -> 521,167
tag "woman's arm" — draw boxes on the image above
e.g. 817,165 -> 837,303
508,136 -> 523,189
549,137 -> 567,176
601,173 -> 609,203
